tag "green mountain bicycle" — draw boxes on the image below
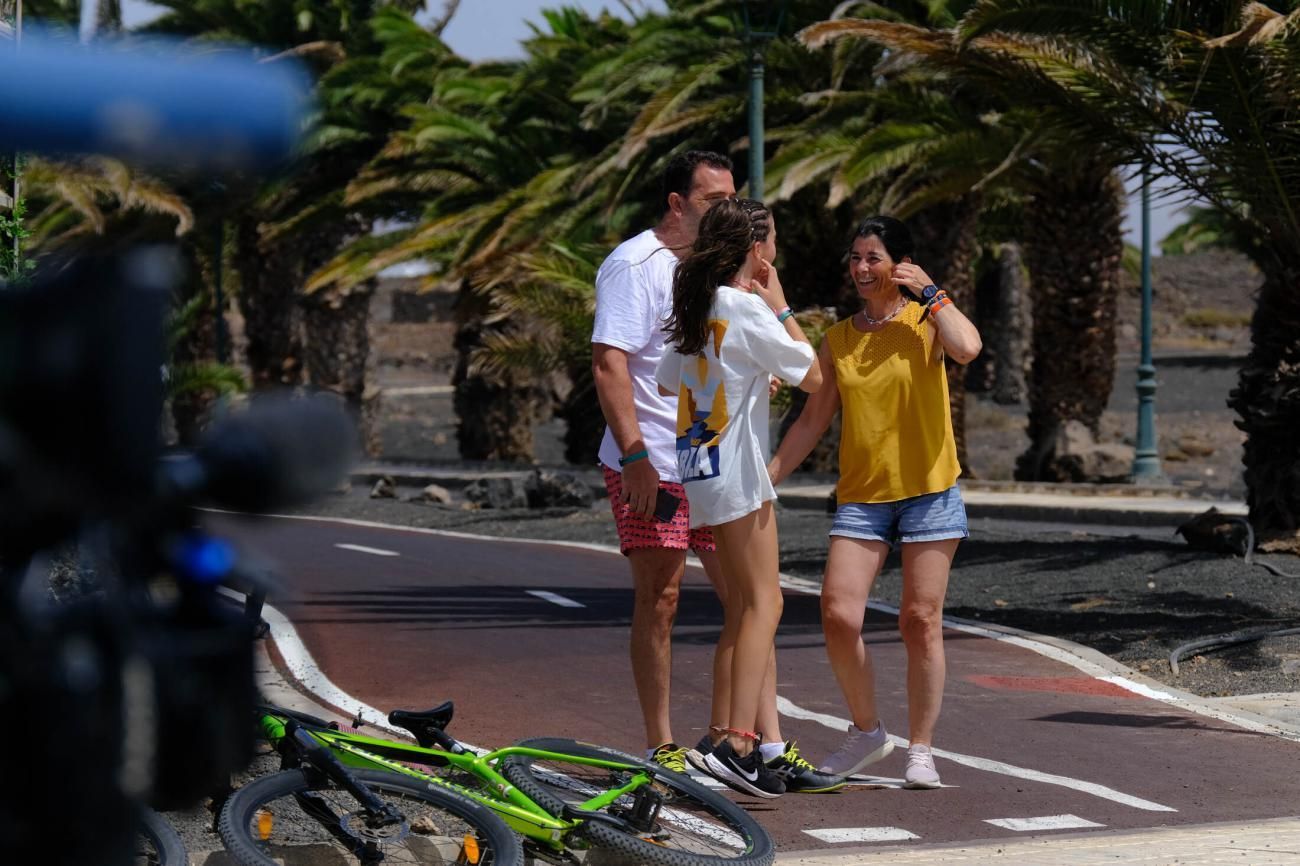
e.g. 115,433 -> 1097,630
219,701 -> 775,866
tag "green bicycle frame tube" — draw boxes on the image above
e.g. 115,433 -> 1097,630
256,712 -> 661,851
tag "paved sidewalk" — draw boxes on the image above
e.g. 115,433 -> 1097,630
776,817 -> 1300,864
354,463 -> 1247,526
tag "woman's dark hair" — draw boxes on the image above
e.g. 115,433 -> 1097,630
664,198 -> 770,356
851,215 -> 914,262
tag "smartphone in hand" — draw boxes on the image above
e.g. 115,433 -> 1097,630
654,488 -> 682,523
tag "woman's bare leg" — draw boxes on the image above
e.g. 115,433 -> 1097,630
821,536 -> 890,730
712,503 -> 783,757
898,539 -> 957,745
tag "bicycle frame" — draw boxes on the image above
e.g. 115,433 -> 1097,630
257,707 -> 662,856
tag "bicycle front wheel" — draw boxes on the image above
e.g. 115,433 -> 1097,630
218,768 -> 523,866
499,737 -> 774,866
136,807 -> 187,866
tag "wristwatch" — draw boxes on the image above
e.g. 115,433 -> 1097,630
918,284 -> 940,305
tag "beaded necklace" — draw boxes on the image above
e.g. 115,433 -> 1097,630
858,296 -> 907,326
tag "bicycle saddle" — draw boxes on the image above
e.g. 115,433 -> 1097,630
388,701 -> 455,741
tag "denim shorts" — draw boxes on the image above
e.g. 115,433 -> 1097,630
829,485 -> 969,549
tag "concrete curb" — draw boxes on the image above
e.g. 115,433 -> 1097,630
352,463 -> 1246,526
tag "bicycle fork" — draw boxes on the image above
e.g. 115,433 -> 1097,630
287,724 -> 407,865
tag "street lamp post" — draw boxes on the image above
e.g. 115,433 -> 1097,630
1132,167 -> 1163,481
740,0 -> 789,201
6,0 -> 21,275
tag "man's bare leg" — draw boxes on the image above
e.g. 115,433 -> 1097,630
629,546 -> 687,749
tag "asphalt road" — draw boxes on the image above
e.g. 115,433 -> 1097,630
209,511 -> 1300,857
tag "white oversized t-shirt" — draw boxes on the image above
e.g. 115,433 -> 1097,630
591,229 -> 682,480
655,286 -> 816,527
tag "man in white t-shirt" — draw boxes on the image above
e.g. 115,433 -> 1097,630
591,151 -> 734,769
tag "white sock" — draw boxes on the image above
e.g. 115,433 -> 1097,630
759,741 -> 784,762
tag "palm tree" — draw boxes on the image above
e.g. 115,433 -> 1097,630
470,242 -> 602,464
950,0 -> 1300,538
796,13 -> 1131,482
306,7 -> 646,462
144,0 -> 434,450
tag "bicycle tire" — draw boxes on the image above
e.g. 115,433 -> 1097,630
137,807 -> 188,866
499,737 -> 774,866
218,768 -> 524,866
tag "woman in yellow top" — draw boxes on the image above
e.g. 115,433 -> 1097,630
768,215 -> 981,789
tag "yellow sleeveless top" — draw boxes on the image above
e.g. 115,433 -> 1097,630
826,303 -> 960,504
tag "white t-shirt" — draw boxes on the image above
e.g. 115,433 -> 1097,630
591,229 -> 682,480
654,286 -> 816,527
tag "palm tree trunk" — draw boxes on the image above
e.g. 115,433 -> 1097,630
170,245 -> 217,445
966,243 -> 1029,405
298,217 -> 380,454
301,284 -> 380,455
559,371 -> 604,466
909,196 -> 981,476
992,243 -> 1030,405
1227,255 -> 1300,543
453,319 -> 543,462
234,218 -> 304,389
1015,164 -> 1124,481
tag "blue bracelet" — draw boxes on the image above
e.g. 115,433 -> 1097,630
618,449 -> 649,467
777,307 -> 795,323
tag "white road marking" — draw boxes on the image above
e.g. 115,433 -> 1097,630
527,590 -> 585,608
220,587 -> 408,737
384,385 -> 454,396
985,814 -> 1105,832
334,543 -> 400,557
777,696 -> 1176,812
804,827 -> 919,844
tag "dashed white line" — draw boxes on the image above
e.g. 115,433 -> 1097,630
985,814 -> 1105,832
384,385 -> 454,396
804,827 -> 919,844
334,543 -> 400,557
527,590 -> 585,608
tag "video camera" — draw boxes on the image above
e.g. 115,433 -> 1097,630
0,30 -> 355,866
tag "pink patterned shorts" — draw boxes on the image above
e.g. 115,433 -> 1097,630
602,465 -> 716,556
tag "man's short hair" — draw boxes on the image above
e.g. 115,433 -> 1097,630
662,150 -> 733,207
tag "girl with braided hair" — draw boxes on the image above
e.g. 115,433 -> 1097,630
655,197 -> 822,798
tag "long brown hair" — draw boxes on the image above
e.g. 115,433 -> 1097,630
664,197 -> 771,355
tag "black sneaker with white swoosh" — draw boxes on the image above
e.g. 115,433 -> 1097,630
701,740 -> 785,799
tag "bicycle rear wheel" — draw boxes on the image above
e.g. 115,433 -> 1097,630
218,768 -> 523,866
499,737 -> 774,866
136,807 -> 187,866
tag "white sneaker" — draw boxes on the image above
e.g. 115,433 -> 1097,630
903,744 -> 941,789
817,722 -> 893,777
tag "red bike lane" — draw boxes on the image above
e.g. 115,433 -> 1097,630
215,513 -> 1300,855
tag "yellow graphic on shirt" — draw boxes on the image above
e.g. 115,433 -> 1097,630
676,319 -> 730,483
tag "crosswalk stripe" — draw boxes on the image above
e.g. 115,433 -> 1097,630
985,814 -> 1106,832
804,827 -> 919,844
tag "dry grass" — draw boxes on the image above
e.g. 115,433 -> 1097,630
1182,308 -> 1252,329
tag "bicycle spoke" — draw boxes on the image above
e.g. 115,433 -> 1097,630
241,783 -> 498,864
520,755 -> 751,857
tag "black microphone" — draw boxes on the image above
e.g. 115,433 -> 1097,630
164,394 -> 358,513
